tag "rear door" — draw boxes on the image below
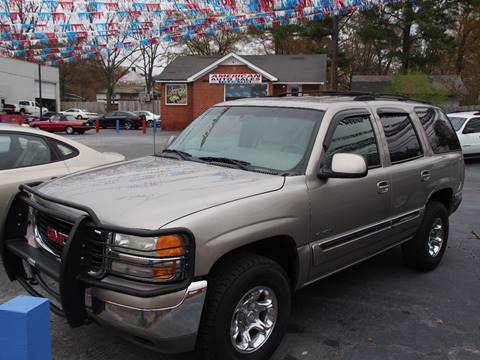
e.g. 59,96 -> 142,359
308,109 -> 392,278
374,107 -> 433,243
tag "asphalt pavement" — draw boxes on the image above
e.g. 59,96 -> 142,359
1,130 -> 479,360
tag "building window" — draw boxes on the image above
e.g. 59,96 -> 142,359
225,84 -> 268,101
165,84 -> 188,105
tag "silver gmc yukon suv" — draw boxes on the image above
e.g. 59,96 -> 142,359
1,94 -> 464,360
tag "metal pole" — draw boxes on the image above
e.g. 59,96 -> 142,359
331,15 -> 339,91
38,64 -> 43,119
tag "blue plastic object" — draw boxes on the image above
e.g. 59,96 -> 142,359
0,296 -> 52,360
115,119 -> 120,134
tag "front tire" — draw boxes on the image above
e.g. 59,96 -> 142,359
402,201 -> 449,271
197,253 -> 291,360
125,121 -> 132,130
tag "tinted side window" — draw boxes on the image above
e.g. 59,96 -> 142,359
0,134 -> 52,170
416,108 -> 461,153
379,113 -> 423,164
465,118 -> 480,133
325,115 -> 381,168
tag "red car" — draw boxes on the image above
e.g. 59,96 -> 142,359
29,114 -> 93,135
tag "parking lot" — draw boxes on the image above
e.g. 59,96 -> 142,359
1,130 -> 479,360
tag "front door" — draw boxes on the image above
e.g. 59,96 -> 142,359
308,109 -> 392,279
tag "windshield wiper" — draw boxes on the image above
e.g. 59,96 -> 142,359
159,149 -> 192,160
198,156 -> 251,170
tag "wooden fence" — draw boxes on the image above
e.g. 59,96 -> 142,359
61,101 -> 106,114
118,100 -> 161,114
442,104 -> 480,113
60,100 -> 160,115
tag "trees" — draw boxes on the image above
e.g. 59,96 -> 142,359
386,72 -> 450,105
181,33 -> 247,56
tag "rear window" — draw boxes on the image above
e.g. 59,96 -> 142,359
416,108 -> 461,153
51,140 -> 78,159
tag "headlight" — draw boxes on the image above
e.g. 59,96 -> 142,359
108,233 -> 190,283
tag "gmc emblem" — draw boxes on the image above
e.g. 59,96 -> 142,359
46,227 -> 68,247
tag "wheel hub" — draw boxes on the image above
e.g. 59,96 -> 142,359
230,286 -> 278,354
428,218 -> 444,257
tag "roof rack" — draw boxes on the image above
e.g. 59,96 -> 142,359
274,90 -> 432,104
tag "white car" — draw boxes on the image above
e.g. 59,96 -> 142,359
133,111 -> 161,127
448,111 -> 480,158
61,108 -> 99,120
15,100 -> 48,115
0,125 -> 125,235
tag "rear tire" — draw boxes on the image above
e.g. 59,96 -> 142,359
76,115 -> 82,120
197,253 -> 291,360
125,121 -> 132,130
65,126 -> 74,135
402,201 -> 449,271
77,130 -> 85,135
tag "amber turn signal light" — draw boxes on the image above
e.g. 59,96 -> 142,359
155,235 -> 186,256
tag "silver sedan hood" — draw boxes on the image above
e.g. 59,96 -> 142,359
38,156 -> 284,229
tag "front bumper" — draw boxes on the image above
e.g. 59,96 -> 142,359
87,280 -> 207,352
1,185 -> 204,353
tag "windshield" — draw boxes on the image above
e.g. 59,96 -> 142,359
448,116 -> 468,131
166,106 -> 323,173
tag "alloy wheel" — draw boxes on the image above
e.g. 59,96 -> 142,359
230,286 -> 278,354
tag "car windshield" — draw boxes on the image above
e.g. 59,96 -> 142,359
165,106 -> 323,173
449,116 -> 468,131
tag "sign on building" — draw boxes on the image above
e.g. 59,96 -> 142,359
209,74 -> 262,84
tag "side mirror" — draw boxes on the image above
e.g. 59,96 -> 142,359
166,135 -> 177,147
318,153 -> 368,179
463,127 -> 475,134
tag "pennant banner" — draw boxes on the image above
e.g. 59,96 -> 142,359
0,0 -> 404,65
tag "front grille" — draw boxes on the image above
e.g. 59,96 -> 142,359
34,210 -> 108,278
35,211 -> 73,256
85,230 -> 109,277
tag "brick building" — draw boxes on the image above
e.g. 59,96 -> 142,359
155,53 -> 327,130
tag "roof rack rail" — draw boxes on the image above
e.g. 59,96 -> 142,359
353,92 -> 432,105
273,90 -> 431,104
276,90 -> 371,98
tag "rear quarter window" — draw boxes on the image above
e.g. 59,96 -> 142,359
379,113 -> 423,164
416,108 -> 461,153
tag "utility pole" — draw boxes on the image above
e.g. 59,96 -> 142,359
330,15 -> 339,91
38,64 -> 43,119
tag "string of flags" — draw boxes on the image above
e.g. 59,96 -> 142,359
0,0 -> 404,65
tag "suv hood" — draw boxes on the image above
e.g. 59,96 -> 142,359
38,156 -> 284,229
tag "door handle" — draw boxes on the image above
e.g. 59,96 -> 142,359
421,170 -> 431,182
377,180 -> 390,194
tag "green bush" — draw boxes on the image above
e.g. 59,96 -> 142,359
386,72 -> 450,105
